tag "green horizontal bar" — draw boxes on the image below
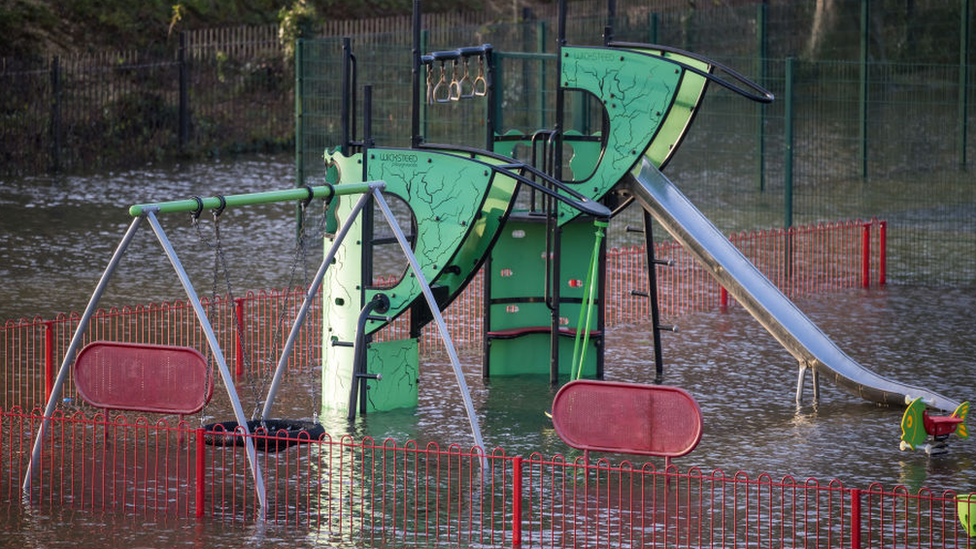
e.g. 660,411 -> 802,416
494,51 -> 558,61
128,182 -> 378,217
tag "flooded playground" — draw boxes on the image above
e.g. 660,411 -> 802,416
0,154 -> 973,547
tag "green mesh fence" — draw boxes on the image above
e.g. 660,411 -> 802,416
297,0 -> 974,285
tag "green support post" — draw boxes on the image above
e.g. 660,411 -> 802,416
756,1 -> 767,192
784,58 -> 794,230
537,20 -> 547,130
859,0 -> 870,180
420,30 -> 429,140
492,54 -> 504,133
649,12 -> 659,44
295,39 -> 305,239
960,0 -> 970,169
784,57 -> 795,281
49,55 -> 61,174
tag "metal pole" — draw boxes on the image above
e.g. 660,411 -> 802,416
756,0 -> 768,192
129,183 -> 368,217
261,188 -> 377,419
785,58 -> 795,284
411,0 -> 422,148
295,38 -> 305,241
23,216 -> 144,494
859,0 -> 870,180
784,57 -> 794,230
372,189 -> 488,458
341,37 -> 351,155
960,0 -> 970,169
537,21 -> 548,130
644,210 -> 665,382
49,55 -> 61,173
145,211 -> 267,515
179,32 -> 189,152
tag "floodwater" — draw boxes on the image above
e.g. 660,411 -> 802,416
0,154 -> 974,547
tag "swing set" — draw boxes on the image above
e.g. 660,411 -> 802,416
23,180 -> 488,515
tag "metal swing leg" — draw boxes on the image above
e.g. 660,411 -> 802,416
371,188 -> 488,461
23,216 -> 144,494
146,211 -> 267,515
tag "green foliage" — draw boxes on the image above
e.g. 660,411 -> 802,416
0,0 -> 59,58
278,0 -> 319,60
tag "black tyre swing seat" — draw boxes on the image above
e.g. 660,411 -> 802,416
203,419 -> 325,453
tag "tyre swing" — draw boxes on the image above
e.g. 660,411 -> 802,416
194,190 -> 326,453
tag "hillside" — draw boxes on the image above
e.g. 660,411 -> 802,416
0,0 -> 481,58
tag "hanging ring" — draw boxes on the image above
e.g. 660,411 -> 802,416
190,195 -> 204,221
449,60 -> 462,101
473,56 -> 487,97
212,195 -> 227,218
433,62 -> 451,103
459,58 -> 475,99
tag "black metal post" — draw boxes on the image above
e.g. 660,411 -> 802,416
411,0 -> 422,148
643,210 -> 665,382
49,55 -> 61,173
484,45 -> 495,150
341,37 -> 351,155
604,0 -> 616,45
179,32 -> 189,152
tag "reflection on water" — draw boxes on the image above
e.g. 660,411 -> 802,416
1,155 -> 974,546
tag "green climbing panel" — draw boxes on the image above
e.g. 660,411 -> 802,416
485,213 -> 601,378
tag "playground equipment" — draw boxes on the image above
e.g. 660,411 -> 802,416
551,380 -> 702,461
24,182 -> 491,515
73,341 -> 213,415
26,0 -> 968,520
319,0 -> 963,422
960,494 -> 976,537
900,397 -> 969,454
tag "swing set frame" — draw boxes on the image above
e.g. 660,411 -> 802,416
23,180 -> 486,517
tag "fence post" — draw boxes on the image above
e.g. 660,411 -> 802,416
235,298 -> 245,376
784,58 -> 794,230
861,222 -> 871,288
756,0 -> 767,192
648,12 -> 659,44
179,32 -> 189,152
49,55 -> 61,173
960,0 -> 970,169
295,38 -> 305,240
44,321 -> 55,402
512,456 -> 522,547
537,20 -> 547,130
850,488 -> 862,549
195,428 -> 206,518
878,221 -> 886,285
859,0 -> 870,179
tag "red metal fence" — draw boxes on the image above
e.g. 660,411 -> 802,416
1,219 -> 886,413
2,408 -> 972,548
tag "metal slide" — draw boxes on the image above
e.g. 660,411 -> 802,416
627,158 -> 961,412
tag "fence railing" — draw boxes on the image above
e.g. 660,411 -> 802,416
0,219 -> 885,413
3,408 -> 973,548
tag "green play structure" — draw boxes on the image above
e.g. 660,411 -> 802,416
317,0 -> 773,422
